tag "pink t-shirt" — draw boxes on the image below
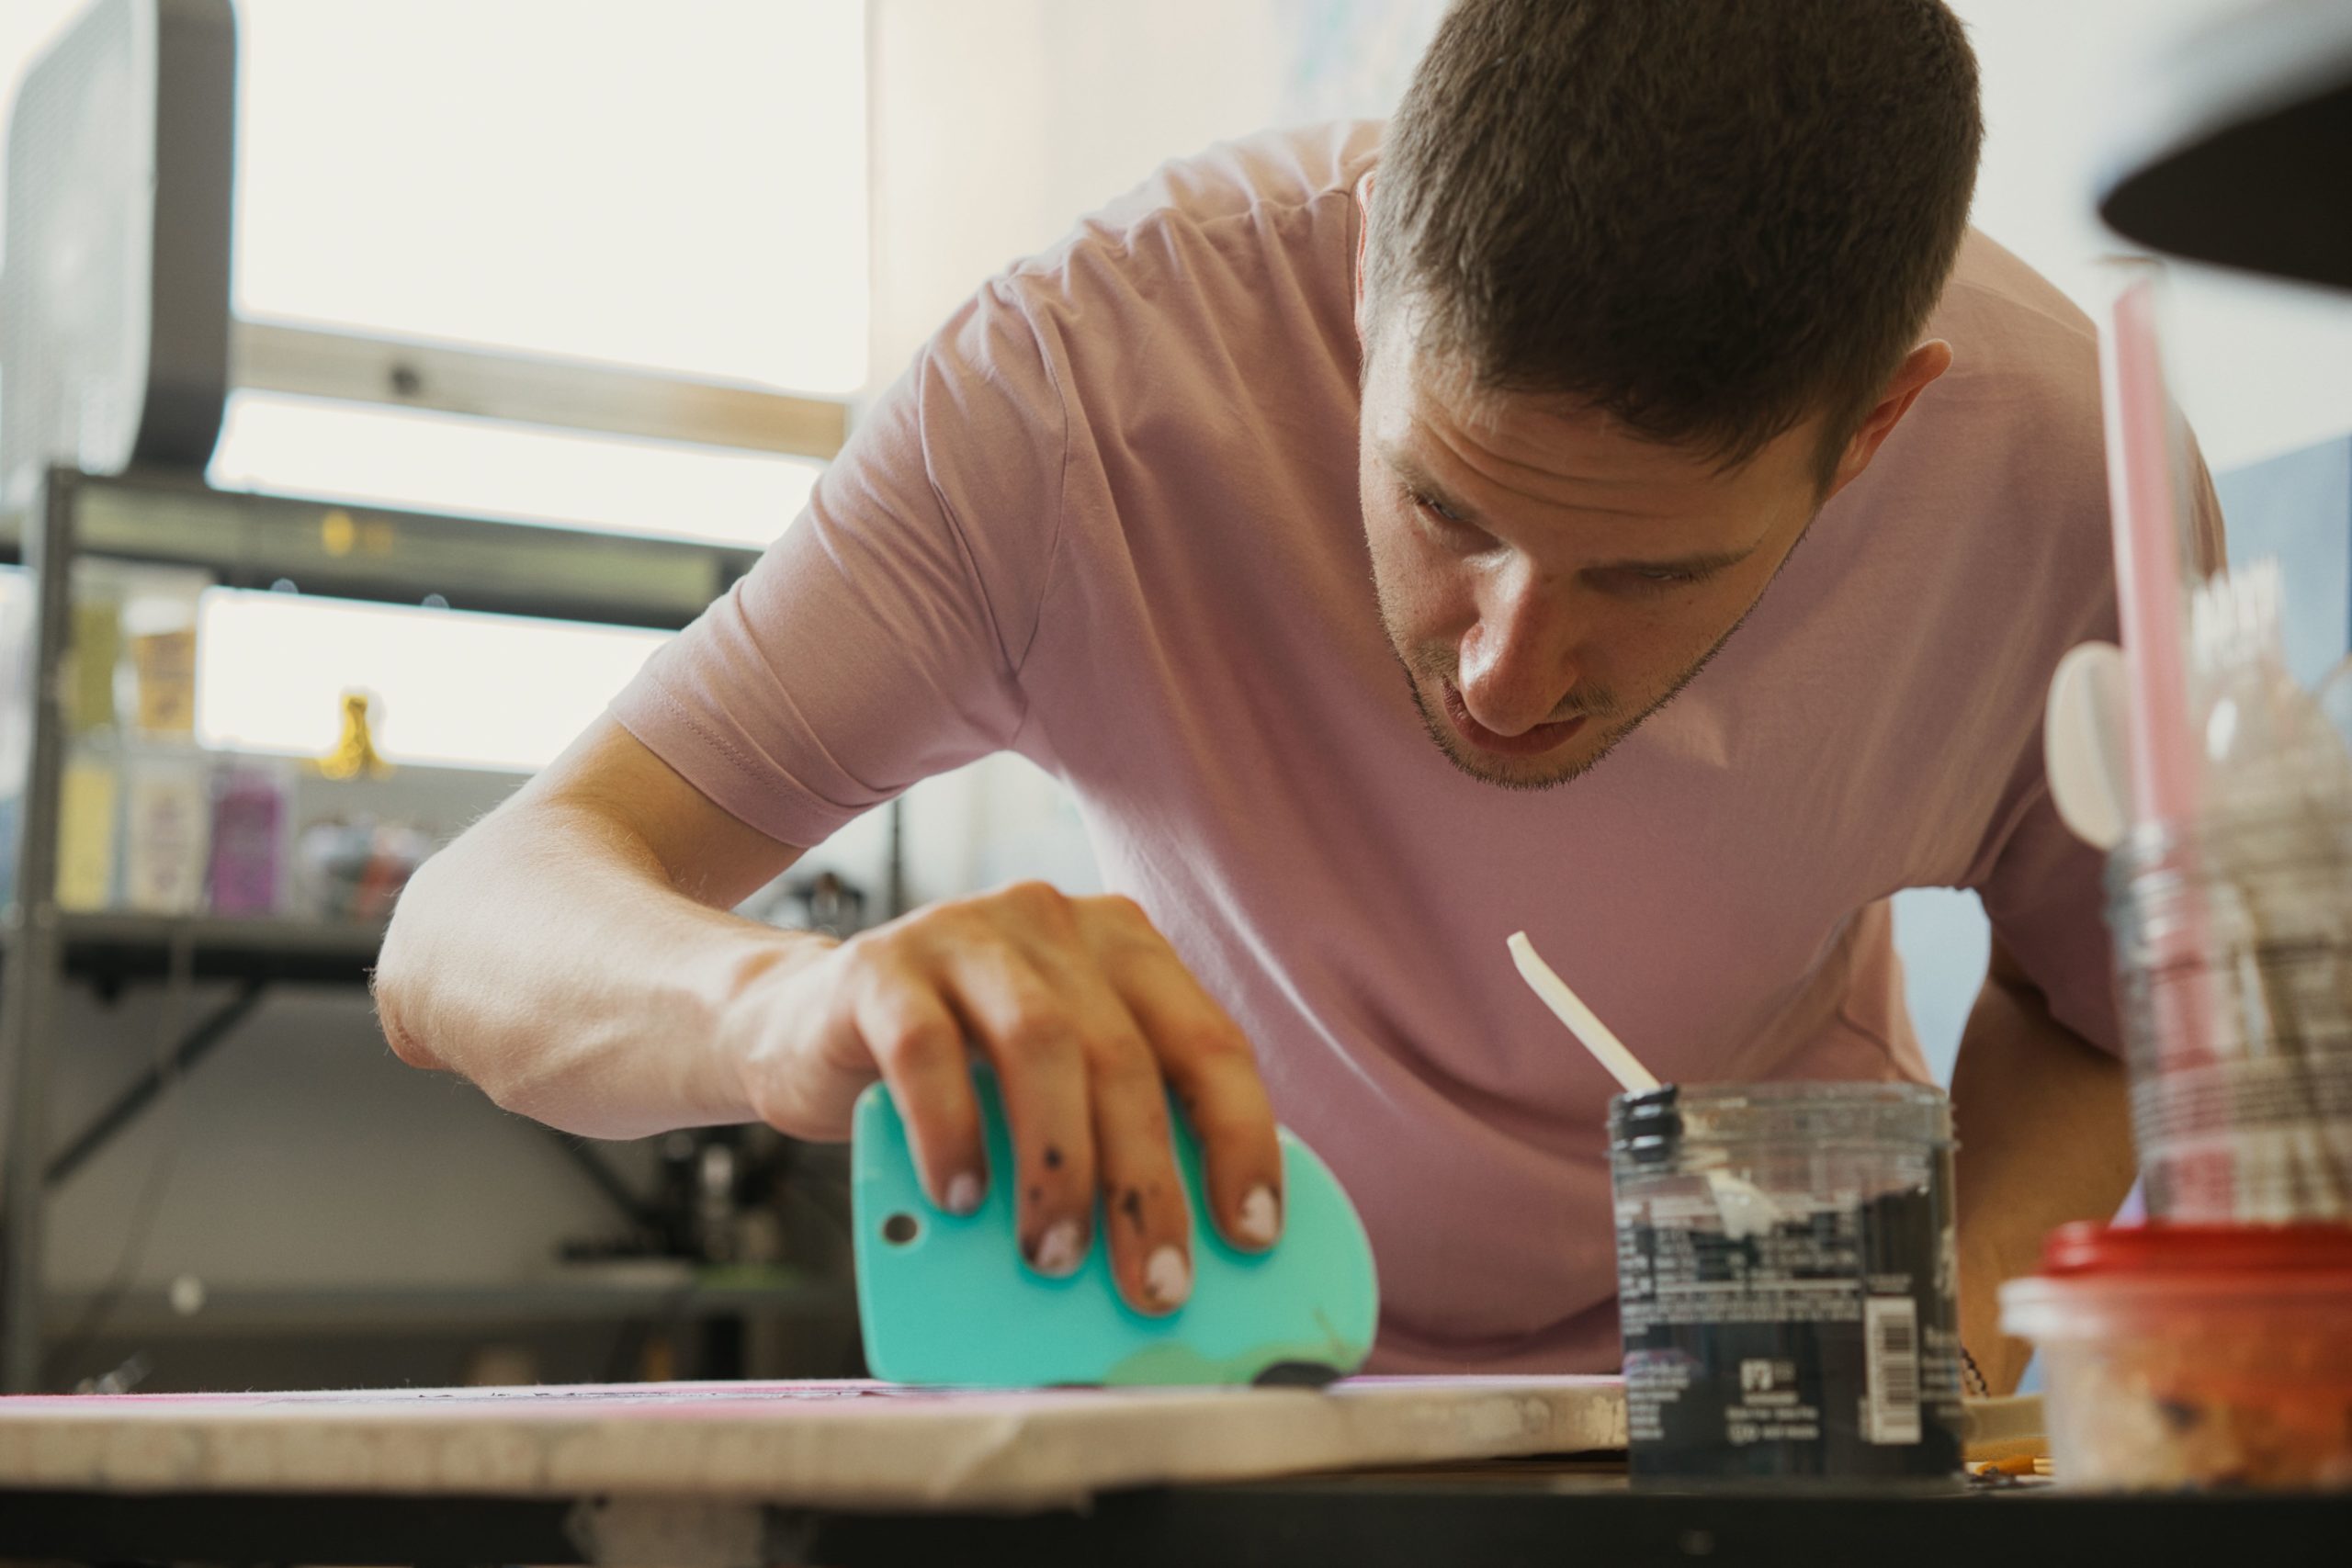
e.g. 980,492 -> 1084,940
615,122 -> 2124,1374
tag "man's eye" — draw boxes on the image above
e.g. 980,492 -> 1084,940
1410,490 -> 1470,527
1602,566 -> 1699,594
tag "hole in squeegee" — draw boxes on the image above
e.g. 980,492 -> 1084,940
881,1213 -> 921,1246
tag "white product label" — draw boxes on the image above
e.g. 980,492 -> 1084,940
1862,1295 -> 1921,1445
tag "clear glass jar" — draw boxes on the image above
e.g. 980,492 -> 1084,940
1609,1082 -> 1963,1484
2108,805 -> 2352,1223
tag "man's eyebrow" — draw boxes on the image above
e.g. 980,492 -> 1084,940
1584,546 -> 1756,578
1380,441 -> 1758,577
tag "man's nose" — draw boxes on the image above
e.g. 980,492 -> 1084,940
1455,569 -> 1577,735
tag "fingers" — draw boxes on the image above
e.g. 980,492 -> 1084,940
1171,1049 -> 1284,1248
1091,902 -> 1285,1255
849,960 -> 986,1215
933,939 -> 1102,1283
1086,1047 -> 1197,1314
799,884 -> 1271,1322
934,923 -> 1195,1314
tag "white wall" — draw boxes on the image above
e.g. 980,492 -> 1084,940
865,0 -> 1447,377
0,1 -> 82,156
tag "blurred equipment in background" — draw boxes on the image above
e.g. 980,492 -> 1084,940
295,691 -> 424,919
0,0 -> 234,514
290,816 -> 429,923
555,1125 -> 852,1276
784,869 -> 868,940
2098,0 -> 2352,291
738,867 -> 876,941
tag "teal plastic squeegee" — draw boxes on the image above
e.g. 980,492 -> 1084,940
851,1065 -> 1379,1387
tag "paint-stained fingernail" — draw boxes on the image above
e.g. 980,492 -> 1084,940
1235,1185 -> 1281,1248
1031,1218 -> 1087,1277
944,1172 -> 983,1216
1145,1246 -> 1192,1309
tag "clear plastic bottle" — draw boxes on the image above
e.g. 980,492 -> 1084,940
2107,804 -> 2352,1224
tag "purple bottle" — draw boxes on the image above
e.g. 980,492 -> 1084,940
208,766 -> 285,917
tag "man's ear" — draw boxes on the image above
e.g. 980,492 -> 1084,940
1823,340 -> 1954,500
1352,170 -> 1378,348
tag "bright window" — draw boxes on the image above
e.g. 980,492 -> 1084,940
215,1 -> 860,772
209,392 -> 820,549
232,0 -> 868,395
6,3 -> 864,777
198,590 -> 669,774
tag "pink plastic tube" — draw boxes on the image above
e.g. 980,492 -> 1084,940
2098,274 -> 2200,829
2098,268 -> 2224,1212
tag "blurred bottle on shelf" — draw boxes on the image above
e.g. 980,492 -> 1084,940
122,749 -> 209,913
117,567 -> 209,740
207,762 -> 289,916
55,750 -> 118,911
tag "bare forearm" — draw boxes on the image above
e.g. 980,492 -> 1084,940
374,801 -> 829,1139
1950,949 -> 2137,1393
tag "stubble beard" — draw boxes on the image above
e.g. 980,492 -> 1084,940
1373,574 -> 1758,794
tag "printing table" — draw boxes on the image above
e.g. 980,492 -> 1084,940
0,1378 -> 2343,1565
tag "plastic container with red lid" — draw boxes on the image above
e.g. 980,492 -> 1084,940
2001,1222 -> 2352,1490
2035,1220 -> 2352,1277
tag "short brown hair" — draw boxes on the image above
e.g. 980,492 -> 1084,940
1367,0 -> 1982,477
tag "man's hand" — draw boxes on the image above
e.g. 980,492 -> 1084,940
722,882 -> 1284,1316
376,719 -> 1283,1321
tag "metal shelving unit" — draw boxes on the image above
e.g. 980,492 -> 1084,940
0,0 -> 873,1394
0,466 -> 778,1390
52,912 -> 390,985
0,463 -> 764,622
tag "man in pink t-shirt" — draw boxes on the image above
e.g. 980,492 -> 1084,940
379,1 -> 2143,1385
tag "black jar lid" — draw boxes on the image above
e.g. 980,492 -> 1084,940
1608,1085 -> 1683,1165
1608,1080 -> 1951,1155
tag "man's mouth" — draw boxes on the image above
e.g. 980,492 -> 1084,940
1439,680 -> 1589,759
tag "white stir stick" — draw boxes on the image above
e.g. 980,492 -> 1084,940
1508,931 -> 1660,1094
1507,930 -> 1780,1237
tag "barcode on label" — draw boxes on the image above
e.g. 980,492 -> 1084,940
1863,1296 -> 1921,1445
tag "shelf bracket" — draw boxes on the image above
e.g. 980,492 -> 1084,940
43,980 -> 268,1191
